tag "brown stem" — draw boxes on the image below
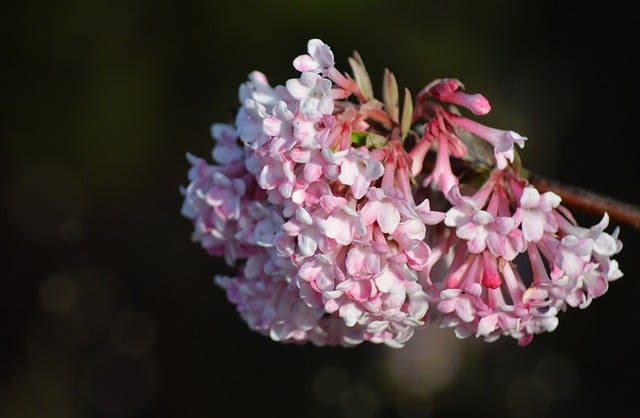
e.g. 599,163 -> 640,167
420,154 -> 640,229
527,171 -> 640,230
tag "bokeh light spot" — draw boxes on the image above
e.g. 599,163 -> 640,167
385,325 -> 468,398
534,353 -> 581,400
39,274 -> 77,315
340,384 -> 380,418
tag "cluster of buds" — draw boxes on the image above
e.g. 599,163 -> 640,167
180,39 -> 623,348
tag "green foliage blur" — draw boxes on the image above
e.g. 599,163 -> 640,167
2,1 -> 638,417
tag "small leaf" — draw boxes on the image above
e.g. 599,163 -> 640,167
351,131 -> 387,148
348,51 -> 374,101
383,68 -> 399,124
350,131 -> 368,146
400,87 -> 413,139
365,132 -> 388,149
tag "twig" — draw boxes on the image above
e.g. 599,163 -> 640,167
421,154 -> 640,230
528,171 -> 640,230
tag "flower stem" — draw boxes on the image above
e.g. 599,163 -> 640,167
420,154 -> 640,229
527,171 -> 640,230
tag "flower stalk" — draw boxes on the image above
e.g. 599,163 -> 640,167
527,171 -> 640,229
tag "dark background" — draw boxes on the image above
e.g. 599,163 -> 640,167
3,1 -> 638,417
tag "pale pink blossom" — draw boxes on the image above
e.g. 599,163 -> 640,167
281,206 -> 327,258
262,101 -> 295,145
286,72 -> 334,117
210,123 -> 244,164
215,268 -> 350,346
316,195 -> 366,245
238,70 -> 280,106
182,37 -> 625,349
323,146 -> 384,199
235,100 -> 269,148
445,181 -> 526,260
180,154 -> 255,265
516,186 -> 561,242
446,113 -> 527,169
430,166 -> 623,345
360,188 -> 404,234
292,38 -> 335,76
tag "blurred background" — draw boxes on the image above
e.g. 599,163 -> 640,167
3,1 -> 639,417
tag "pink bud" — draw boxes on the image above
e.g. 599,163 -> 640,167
424,78 -> 491,115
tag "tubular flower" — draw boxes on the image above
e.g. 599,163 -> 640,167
181,38 -> 624,348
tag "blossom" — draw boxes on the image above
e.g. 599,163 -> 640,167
181,38 -> 624,349
211,123 -> 244,164
445,113 -> 527,169
292,38 -> 335,76
286,72 -> 334,117
431,168 -> 623,345
421,78 -> 491,116
323,146 -> 384,199
316,195 -> 365,246
516,186 -> 561,242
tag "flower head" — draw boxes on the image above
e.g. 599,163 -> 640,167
181,38 -> 624,349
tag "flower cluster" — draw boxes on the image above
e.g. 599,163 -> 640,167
181,39 -> 623,348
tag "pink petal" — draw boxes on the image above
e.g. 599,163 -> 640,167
374,269 -> 394,293
437,298 -> 457,314
456,298 -> 475,323
522,211 -> 545,242
477,314 -> 498,336
298,234 -> 318,257
377,204 -> 401,234
292,55 -> 318,72
345,247 -> 366,275
520,187 -> 540,209
340,302 -> 363,327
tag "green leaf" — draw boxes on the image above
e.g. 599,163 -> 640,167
382,68 -> 399,124
350,131 -> 368,146
348,51 -> 373,101
365,132 -> 388,148
400,87 -> 413,139
351,131 -> 388,149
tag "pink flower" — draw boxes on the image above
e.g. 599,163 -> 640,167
262,101 -> 295,145
323,146 -> 384,199
281,207 -> 322,257
445,181 -> 526,260
360,188 -> 404,234
211,123 -> 244,164
286,72 -> 334,117
316,195 -> 365,245
421,78 -> 491,115
424,135 -> 459,195
446,113 -> 527,169
438,283 -> 483,325
215,266 -> 356,346
430,166 -> 623,345
182,37 -> 625,349
292,38 -> 335,76
516,186 -> 561,242
180,154 -> 257,265
238,71 -> 280,106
